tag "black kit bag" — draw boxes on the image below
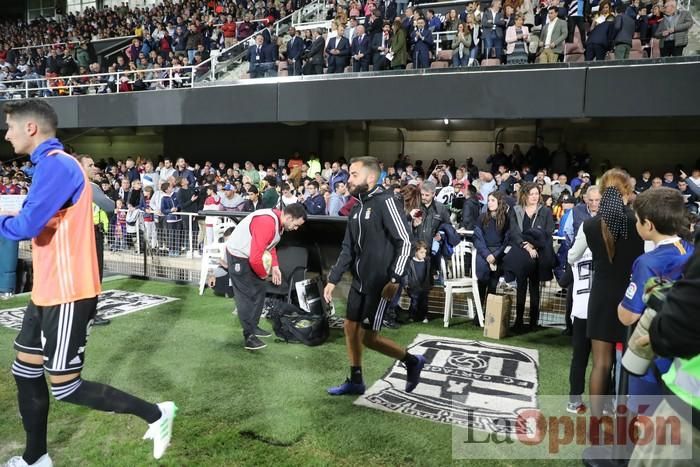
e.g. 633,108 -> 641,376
268,301 -> 329,346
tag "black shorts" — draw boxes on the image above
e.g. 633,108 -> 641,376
345,288 -> 388,331
14,297 -> 98,376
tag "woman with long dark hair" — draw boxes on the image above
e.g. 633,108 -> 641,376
573,169 -> 643,420
473,191 -> 510,303
384,183 -> 423,328
401,183 -> 422,222
506,182 -> 555,330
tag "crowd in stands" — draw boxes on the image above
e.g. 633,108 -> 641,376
0,0 -> 694,91
4,139 -> 699,264
0,0 -> 307,96
249,0 -> 695,77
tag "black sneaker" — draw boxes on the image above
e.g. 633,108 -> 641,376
382,319 -> 400,329
255,326 -> 272,338
244,335 -> 267,350
93,316 -> 111,326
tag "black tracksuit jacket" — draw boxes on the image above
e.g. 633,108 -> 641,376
328,186 -> 413,295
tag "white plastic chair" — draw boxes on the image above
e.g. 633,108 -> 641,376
198,216 -> 236,295
441,240 -> 483,328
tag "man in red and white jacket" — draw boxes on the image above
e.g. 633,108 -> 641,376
225,204 -> 307,350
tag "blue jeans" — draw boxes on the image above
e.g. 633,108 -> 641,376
483,30 -> 503,59
409,289 -> 430,321
396,0 -> 408,15
452,52 -> 469,67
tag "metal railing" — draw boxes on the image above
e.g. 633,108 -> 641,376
433,30 -> 459,54
206,0 -> 326,80
18,210 -> 216,283
14,207 -> 567,328
0,63 -> 213,99
11,40 -> 81,52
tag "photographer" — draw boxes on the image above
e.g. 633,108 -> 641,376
428,163 -> 453,186
628,244 -> 700,466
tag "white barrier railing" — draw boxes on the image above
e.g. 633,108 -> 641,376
12,40 -> 81,52
0,63 -> 210,99
433,30 -> 458,54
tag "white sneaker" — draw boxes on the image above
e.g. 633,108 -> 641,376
3,454 -> 53,467
142,401 -> 178,459
422,318 -> 429,324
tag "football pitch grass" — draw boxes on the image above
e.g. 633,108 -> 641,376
0,279 -> 582,466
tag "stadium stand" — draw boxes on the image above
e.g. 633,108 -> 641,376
0,0 -> 697,96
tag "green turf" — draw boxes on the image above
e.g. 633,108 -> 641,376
0,279 -> 582,466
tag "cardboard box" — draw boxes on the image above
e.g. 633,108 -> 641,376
483,294 -> 512,339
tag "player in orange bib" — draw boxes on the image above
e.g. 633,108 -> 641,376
1,100 -> 176,467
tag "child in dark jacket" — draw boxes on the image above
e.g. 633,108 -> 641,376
407,241 -> 432,323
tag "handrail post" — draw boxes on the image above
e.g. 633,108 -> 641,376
116,71 -> 120,93
24,79 -> 29,99
169,68 -> 173,89
188,214 -> 194,258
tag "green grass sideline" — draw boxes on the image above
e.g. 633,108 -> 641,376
0,279 -> 582,466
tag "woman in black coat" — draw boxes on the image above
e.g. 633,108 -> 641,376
473,191 -> 510,304
506,182 -> 555,330
572,169 -> 643,419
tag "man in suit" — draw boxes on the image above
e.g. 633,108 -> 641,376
537,7 -> 568,63
482,0 -> 507,59
535,0 -> 568,27
262,22 -> 275,45
326,26 -> 351,73
345,17 -> 359,43
410,17 -> 434,68
402,7 -> 414,31
351,25 -> 371,72
372,22 -> 393,71
249,34 -> 277,78
286,27 -> 304,76
303,29 -> 325,75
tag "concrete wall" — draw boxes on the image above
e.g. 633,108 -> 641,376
349,124 -> 549,168
67,134 -> 164,162
161,123 -> 322,164
341,121 -> 700,174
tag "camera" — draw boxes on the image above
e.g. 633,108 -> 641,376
621,277 -> 674,375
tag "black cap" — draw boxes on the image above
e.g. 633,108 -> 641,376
559,193 -> 575,204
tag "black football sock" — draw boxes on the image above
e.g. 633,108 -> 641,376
52,377 -> 161,424
350,366 -> 363,384
12,359 -> 49,465
402,353 -> 419,366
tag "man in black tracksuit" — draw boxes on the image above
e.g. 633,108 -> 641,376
324,157 -> 426,396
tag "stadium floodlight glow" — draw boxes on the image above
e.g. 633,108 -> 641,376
443,118 -> 449,125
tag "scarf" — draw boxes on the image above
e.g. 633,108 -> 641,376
599,186 -> 627,241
